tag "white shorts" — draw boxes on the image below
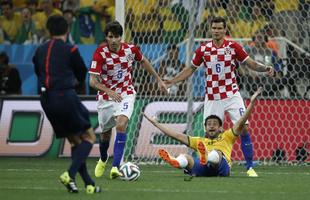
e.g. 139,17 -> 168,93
203,91 -> 248,125
97,94 -> 136,133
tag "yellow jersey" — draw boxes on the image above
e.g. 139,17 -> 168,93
188,129 -> 238,166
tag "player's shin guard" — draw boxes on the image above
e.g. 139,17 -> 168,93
112,132 -> 127,167
241,133 -> 254,170
68,141 -> 93,179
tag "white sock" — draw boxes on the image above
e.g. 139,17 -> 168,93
208,150 -> 220,165
176,154 -> 188,168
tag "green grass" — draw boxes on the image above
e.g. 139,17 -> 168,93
0,158 -> 309,200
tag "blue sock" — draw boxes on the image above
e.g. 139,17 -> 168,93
112,132 -> 127,167
68,141 -> 93,179
241,133 -> 254,170
100,140 -> 110,162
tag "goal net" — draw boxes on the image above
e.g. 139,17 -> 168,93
120,0 -> 310,164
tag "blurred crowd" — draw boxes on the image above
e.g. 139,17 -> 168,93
0,0 -> 309,99
0,0 -> 114,44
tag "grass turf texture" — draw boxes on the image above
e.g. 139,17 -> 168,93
0,158 -> 309,200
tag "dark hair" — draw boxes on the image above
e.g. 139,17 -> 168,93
0,51 -> 9,65
211,17 -> 226,28
204,115 -> 223,127
104,21 -> 123,37
1,0 -> 13,8
63,9 -> 74,16
46,15 -> 68,36
252,30 -> 268,43
26,0 -> 38,6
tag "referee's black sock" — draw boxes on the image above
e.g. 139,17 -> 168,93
78,162 -> 95,186
68,141 -> 93,179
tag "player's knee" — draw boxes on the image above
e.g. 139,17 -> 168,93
81,127 -> 96,143
116,120 -> 128,132
241,125 -> 249,135
101,130 -> 111,141
208,150 -> 222,165
116,115 -> 129,132
67,135 -> 81,146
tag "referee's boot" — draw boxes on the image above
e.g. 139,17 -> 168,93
59,171 -> 78,193
86,185 -> 101,194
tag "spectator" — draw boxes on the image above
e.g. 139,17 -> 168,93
71,4 -> 103,44
26,0 -> 38,14
240,31 -> 281,97
132,8 -> 162,43
156,0 -> 186,44
63,9 -> 77,44
93,0 -> 115,35
0,0 -> 22,43
0,52 -> 22,95
264,24 -> 280,56
36,0 -> 63,41
15,7 -> 39,44
62,0 -> 80,12
275,45 -> 305,99
225,1 -> 253,38
12,0 -> 27,10
159,44 -> 186,96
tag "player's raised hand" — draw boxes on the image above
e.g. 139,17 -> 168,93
106,90 -> 123,102
158,80 -> 169,94
250,87 -> 263,103
266,65 -> 274,77
142,113 -> 158,125
163,80 -> 174,89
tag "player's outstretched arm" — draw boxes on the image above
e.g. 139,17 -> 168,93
143,113 -> 189,145
244,57 -> 274,77
233,87 -> 263,135
140,57 -> 168,94
165,65 -> 196,88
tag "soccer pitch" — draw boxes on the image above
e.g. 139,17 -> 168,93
0,158 -> 309,200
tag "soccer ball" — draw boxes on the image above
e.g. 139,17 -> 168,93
119,162 -> 141,181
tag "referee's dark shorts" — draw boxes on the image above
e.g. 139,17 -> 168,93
40,89 -> 91,138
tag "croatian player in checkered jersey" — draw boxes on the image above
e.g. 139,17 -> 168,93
165,17 -> 274,177
89,21 -> 168,179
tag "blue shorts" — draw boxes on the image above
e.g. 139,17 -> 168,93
186,156 -> 230,177
40,89 -> 91,138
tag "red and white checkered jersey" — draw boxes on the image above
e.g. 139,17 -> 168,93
89,42 -> 143,100
191,39 -> 249,100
